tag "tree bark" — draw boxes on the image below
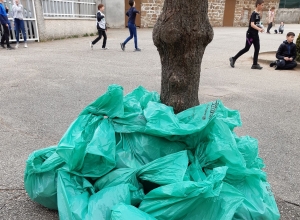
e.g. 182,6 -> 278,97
153,0 -> 214,114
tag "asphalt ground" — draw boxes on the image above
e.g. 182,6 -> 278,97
0,24 -> 300,219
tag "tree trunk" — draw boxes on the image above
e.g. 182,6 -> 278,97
153,0 -> 214,114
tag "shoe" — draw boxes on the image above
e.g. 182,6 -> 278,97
15,43 -> 19,48
24,43 -> 28,48
90,41 -> 93,50
229,57 -> 236,68
1,44 -> 5,49
134,48 -> 141,52
120,43 -> 125,51
102,47 -> 109,50
7,46 -> 15,50
274,65 -> 279,70
269,61 -> 276,67
251,64 -> 263,70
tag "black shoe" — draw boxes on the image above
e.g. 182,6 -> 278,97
7,46 -> 14,50
270,61 -> 276,67
229,57 -> 236,68
1,44 -> 6,49
251,64 -> 263,70
120,43 -> 125,51
274,65 -> 279,70
134,48 -> 141,52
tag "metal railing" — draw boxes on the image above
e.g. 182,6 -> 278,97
42,0 -> 96,18
0,0 -> 39,42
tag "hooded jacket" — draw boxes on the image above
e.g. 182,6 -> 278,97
0,3 -> 9,25
276,40 -> 297,61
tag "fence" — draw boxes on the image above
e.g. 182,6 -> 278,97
0,0 -> 39,42
279,0 -> 300,8
42,0 -> 96,18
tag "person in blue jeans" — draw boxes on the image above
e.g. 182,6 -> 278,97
120,0 -> 141,52
0,0 -> 14,49
12,0 -> 27,48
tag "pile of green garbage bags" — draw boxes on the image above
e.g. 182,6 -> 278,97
24,84 -> 280,219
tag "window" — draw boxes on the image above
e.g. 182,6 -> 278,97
42,0 -> 96,18
279,0 -> 300,8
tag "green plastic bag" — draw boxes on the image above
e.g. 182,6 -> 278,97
57,170 -> 94,220
139,167 -> 244,220
111,203 -> 157,220
95,151 -> 188,192
24,146 -> 64,210
56,118 -> 116,177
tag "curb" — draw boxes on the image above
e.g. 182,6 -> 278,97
252,51 -> 300,69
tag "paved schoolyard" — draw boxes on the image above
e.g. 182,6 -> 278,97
0,25 -> 300,219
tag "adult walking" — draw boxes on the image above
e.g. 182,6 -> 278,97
266,7 -> 275,34
12,0 -> 27,48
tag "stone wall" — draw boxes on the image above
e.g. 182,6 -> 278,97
208,0 -> 226,27
276,9 -> 300,24
233,0 -> 280,27
141,0 -> 164,27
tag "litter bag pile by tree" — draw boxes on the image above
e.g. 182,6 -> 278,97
24,84 -> 280,219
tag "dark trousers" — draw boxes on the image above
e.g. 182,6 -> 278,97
14,18 -> 27,42
1,24 -> 10,47
233,32 -> 260,65
92,29 -> 107,48
274,30 -> 283,34
124,22 -> 137,49
276,59 -> 297,70
267,22 -> 273,33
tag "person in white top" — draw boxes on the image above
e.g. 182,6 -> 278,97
266,6 -> 275,34
12,0 -> 27,48
90,4 -> 108,50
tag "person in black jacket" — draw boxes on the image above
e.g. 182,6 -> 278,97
270,32 -> 297,70
90,4 -> 108,50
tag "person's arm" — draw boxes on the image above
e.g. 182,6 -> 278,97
96,12 -> 104,22
276,44 -> 285,60
268,11 -> 271,23
291,45 -> 297,61
133,8 -> 139,14
126,11 -> 129,17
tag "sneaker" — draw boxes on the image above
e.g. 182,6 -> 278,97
229,57 -> 236,68
269,61 -> 276,67
251,64 -> 263,70
7,46 -> 15,50
24,43 -> 28,48
102,47 -> 109,50
15,43 -> 19,49
134,48 -> 141,52
274,65 -> 279,70
120,43 -> 125,51
1,44 -> 5,49
90,41 -> 93,50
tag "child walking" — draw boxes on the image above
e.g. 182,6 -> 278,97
90,4 -> 108,50
0,0 -> 13,50
266,6 -> 276,34
229,0 -> 264,70
12,0 -> 27,48
120,0 -> 141,52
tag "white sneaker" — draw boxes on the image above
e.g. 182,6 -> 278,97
24,43 -> 28,48
90,41 -> 93,50
15,43 -> 19,49
102,47 -> 109,50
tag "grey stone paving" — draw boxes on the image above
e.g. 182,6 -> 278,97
0,25 -> 300,219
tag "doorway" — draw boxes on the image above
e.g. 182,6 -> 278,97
223,0 -> 236,26
125,0 -> 141,27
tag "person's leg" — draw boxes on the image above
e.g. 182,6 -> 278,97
252,37 -> 260,65
92,29 -> 102,45
275,59 -> 285,70
283,61 -> 297,70
102,30 -> 107,48
3,25 -> 10,47
15,19 -> 20,43
267,22 -> 272,33
20,20 -> 27,42
132,25 -> 138,49
232,36 -> 252,60
124,23 -> 134,45
1,24 -> 5,46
